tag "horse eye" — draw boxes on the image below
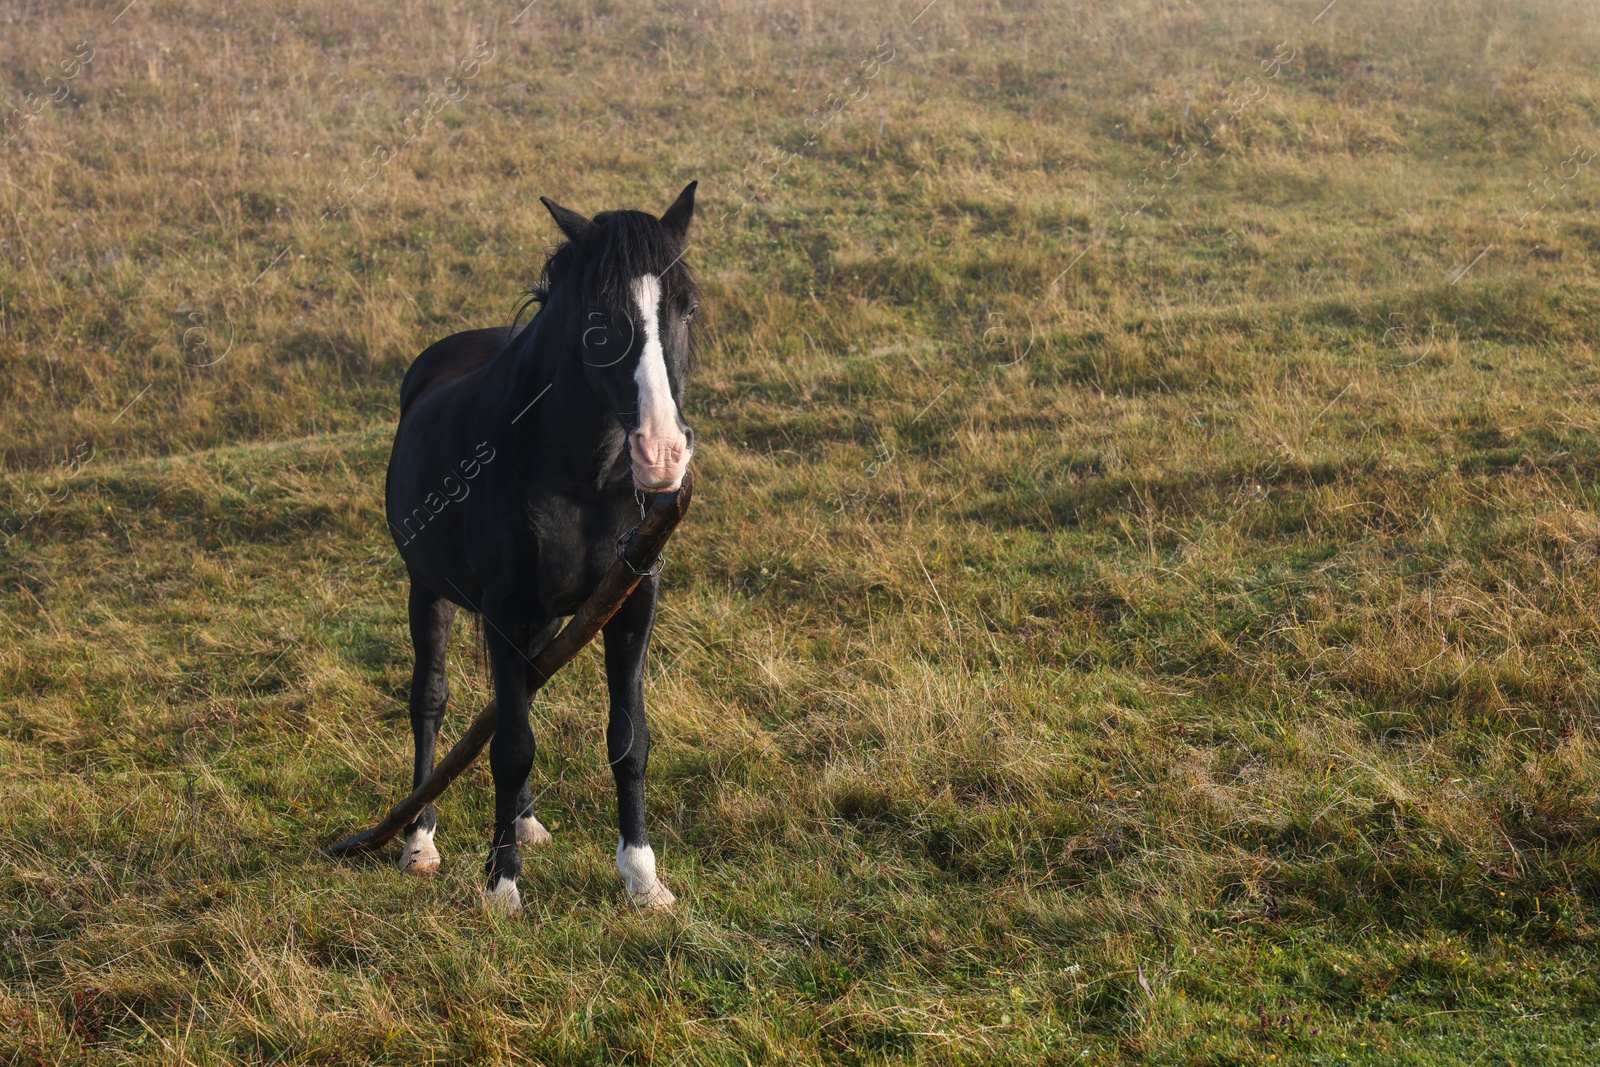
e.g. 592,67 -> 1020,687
683,303 -> 699,323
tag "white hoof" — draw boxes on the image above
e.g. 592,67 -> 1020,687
630,880 -> 676,912
397,827 -> 439,877
515,815 -> 553,846
482,877 -> 522,915
617,839 -> 676,912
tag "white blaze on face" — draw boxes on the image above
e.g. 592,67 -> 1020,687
628,273 -> 691,491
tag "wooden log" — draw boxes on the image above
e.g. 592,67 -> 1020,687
327,472 -> 693,857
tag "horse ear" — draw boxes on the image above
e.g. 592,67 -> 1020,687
661,181 -> 697,238
540,197 -> 592,241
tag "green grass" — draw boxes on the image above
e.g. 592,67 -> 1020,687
3,0 -> 1600,1062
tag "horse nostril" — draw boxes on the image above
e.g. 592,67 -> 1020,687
681,426 -> 695,452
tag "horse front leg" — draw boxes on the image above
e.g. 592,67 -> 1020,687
483,625 -> 536,913
603,578 -> 675,911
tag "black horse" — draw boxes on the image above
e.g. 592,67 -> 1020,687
384,183 -> 698,913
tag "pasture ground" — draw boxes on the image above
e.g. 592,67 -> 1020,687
3,0 -> 1599,1062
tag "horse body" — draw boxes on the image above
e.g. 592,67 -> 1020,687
381,183 -> 698,912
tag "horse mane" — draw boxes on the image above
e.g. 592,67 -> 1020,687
525,208 -> 694,314
494,208 -> 698,387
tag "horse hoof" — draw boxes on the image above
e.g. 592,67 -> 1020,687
482,877 -> 522,915
398,828 -> 440,877
617,840 -> 674,912
629,881 -> 676,913
515,815 -> 553,846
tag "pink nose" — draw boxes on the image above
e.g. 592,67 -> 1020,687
629,426 -> 691,491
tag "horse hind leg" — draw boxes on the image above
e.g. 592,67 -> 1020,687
511,619 -> 563,849
399,583 -> 456,876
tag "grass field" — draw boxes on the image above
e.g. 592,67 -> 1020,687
3,0 -> 1600,1062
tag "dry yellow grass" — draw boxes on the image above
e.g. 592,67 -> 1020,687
3,0 -> 1600,1063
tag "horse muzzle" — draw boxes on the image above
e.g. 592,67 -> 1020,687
629,425 -> 692,492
